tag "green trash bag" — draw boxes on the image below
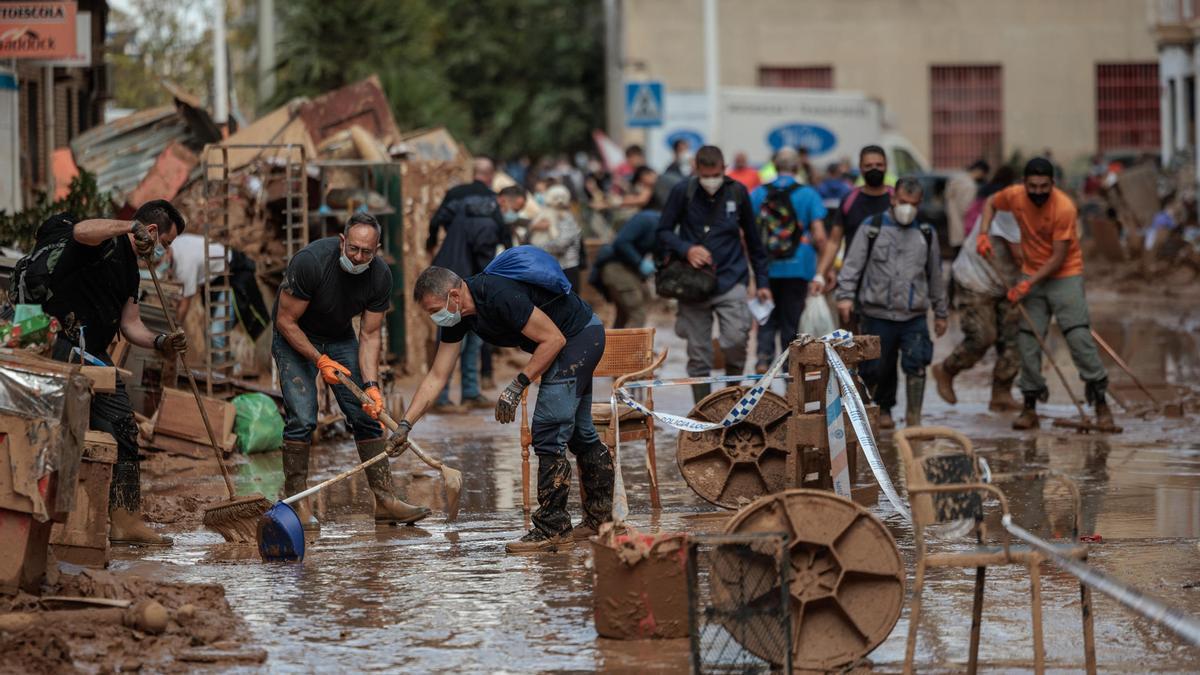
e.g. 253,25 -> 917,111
232,393 -> 284,454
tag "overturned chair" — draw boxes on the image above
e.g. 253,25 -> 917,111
895,426 -> 1096,675
520,327 -> 668,511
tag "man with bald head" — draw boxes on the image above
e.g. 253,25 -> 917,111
426,155 -> 507,411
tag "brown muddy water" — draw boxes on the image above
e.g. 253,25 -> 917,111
112,295 -> 1200,672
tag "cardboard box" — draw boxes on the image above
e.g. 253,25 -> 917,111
80,365 -> 132,394
50,431 -> 116,568
154,387 -> 236,450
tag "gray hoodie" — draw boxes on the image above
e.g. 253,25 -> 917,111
835,212 -> 948,322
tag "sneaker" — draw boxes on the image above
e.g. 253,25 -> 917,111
505,528 -> 574,553
462,395 -> 494,410
1012,407 -> 1040,430
932,362 -> 957,405
570,519 -> 626,542
430,401 -> 464,414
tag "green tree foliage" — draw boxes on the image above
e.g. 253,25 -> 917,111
272,0 -> 604,159
108,0 -> 213,110
0,171 -> 111,250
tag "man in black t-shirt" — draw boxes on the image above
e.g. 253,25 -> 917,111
45,199 -> 189,547
813,145 -> 894,331
393,261 -> 614,553
272,213 -> 430,529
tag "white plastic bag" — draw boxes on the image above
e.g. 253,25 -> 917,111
798,294 -> 836,338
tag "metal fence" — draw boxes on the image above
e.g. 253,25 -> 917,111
687,532 -> 792,674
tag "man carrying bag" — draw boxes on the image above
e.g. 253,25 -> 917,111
656,145 -> 773,403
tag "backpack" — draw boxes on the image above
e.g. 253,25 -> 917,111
483,245 -> 572,295
854,214 -> 935,307
13,213 -> 77,305
757,183 -> 804,260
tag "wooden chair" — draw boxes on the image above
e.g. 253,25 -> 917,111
894,426 -> 1096,675
520,327 -> 668,511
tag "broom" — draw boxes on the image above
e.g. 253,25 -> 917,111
145,261 -> 270,542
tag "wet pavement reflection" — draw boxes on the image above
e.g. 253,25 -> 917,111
113,299 -> 1200,672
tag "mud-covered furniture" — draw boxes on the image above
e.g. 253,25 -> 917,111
895,426 -> 1096,675
519,327 -> 667,511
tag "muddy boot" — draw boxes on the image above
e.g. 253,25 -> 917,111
691,383 -> 712,404
988,382 -> 1021,412
1012,394 -> 1040,430
931,362 -> 957,405
508,455 -> 574,553
109,508 -> 173,547
905,375 -> 926,427
282,440 -> 320,531
878,411 -> 895,430
570,441 -> 616,541
1086,380 -> 1115,430
358,439 -> 431,525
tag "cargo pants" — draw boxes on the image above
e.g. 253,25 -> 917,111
942,283 -> 1020,387
1015,275 -> 1108,400
676,283 -> 752,378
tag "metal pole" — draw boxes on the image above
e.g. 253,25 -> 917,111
43,65 -> 55,196
703,0 -> 719,145
213,0 -> 229,125
256,0 -> 276,109
603,0 -> 623,142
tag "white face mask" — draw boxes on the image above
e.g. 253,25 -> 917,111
430,292 -> 462,327
339,254 -> 370,275
893,203 -> 918,226
699,176 -> 723,195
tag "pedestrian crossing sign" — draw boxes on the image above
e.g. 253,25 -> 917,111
625,81 -> 664,128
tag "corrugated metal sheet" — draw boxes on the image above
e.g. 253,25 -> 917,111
70,106 -> 190,201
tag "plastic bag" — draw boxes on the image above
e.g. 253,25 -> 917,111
798,294 -> 836,338
232,393 -> 284,454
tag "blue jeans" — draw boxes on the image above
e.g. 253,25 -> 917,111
272,331 -> 383,442
530,316 -> 605,459
437,330 -> 481,405
859,315 -> 933,413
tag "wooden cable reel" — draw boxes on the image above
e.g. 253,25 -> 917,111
714,489 -> 904,671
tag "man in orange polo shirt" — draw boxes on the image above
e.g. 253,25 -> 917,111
976,157 -> 1111,430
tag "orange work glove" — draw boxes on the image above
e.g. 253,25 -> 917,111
1006,279 -> 1032,303
362,383 -> 384,419
976,232 -> 993,258
316,354 -> 351,385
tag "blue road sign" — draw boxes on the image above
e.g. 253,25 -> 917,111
625,81 -> 664,128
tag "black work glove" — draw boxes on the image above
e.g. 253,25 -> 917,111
154,330 -> 188,358
130,220 -> 156,259
496,373 -> 530,424
386,420 -> 413,457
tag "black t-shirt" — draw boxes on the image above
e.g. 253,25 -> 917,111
46,218 -> 141,350
835,190 -> 892,251
439,274 -> 593,354
274,237 -> 391,342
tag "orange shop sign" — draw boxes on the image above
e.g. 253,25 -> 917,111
0,2 -> 78,60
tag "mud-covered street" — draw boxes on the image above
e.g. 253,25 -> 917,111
77,284 -> 1199,673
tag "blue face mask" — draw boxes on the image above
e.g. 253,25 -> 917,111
430,292 -> 462,327
503,211 -> 520,224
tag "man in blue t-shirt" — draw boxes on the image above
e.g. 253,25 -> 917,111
750,147 -> 827,372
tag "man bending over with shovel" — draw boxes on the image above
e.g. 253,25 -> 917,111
396,253 -> 615,553
272,213 -> 430,529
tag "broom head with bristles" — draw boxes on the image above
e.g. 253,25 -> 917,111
203,494 -> 272,543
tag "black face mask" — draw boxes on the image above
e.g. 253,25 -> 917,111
863,169 -> 886,188
1028,191 -> 1050,207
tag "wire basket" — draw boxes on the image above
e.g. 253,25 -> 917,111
687,532 -> 792,674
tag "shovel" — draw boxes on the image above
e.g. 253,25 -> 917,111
335,372 -> 463,521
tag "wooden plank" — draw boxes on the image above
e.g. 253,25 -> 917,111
153,387 -> 236,448
788,335 -> 880,367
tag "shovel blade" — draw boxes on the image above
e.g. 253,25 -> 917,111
257,502 -> 306,562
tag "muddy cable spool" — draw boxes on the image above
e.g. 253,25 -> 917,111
676,387 -> 796,509
716,489 -> 904,671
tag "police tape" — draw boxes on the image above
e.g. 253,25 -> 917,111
1002,515 -> 1200,647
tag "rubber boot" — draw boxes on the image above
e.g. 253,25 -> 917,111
878,411 -> 895,430
357,438 -> 431,525
691,383 -> 712,404
1086,380 -> 1115,430
988,382 -> 1022,412
905,375 -> 926,427
109,508 -> 173,547
570,441 -> 617,541
507,455 -> 574,553
282,440 -> 320,531
931,362 -> 957,405
1013,394 -> 1040,430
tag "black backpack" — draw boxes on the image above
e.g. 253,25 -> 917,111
757,183 -> 804,259
12,213 -> 77,305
